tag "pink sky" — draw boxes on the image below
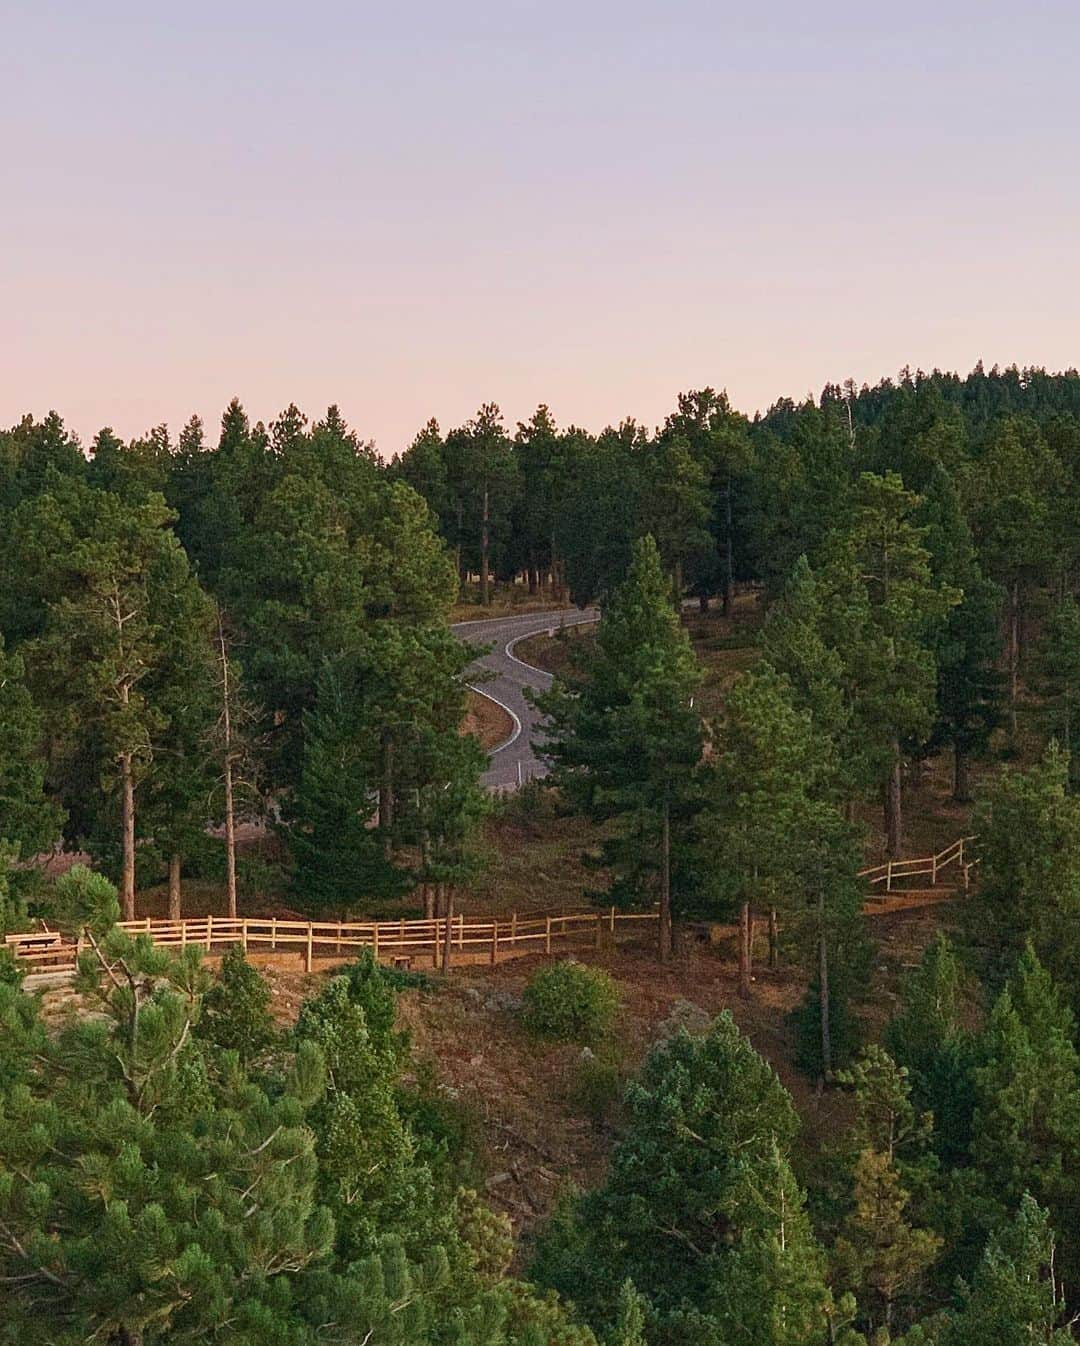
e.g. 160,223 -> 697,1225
4,1 -> 1079,454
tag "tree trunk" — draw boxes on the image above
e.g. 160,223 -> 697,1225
768,907 -> 779,969
673,559 -> 683,599
480,486 -> 490,606
659,800 -> 673,964
380,731 -> 395,853
223,755 -> 238,918
1008,578 -> 1020,737
738,901 -> 751,998
168,852 -> 181,921
818,891 -> 832,1080
441,885 -> 454,973
423,883 -> 435,919
120,751 -> 136,921
885,740 -> 902,859
217,612 -> 239,919
722,474 -> 735,617
953,744 -> 971,804
698,594 -> 710,614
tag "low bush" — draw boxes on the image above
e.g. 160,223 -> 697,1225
520,959 -> 618,1043
568,1044 -> 626,1123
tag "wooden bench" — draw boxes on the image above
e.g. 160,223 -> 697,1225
5,930 -> 63,955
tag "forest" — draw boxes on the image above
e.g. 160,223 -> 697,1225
2,362 -> 1080,1344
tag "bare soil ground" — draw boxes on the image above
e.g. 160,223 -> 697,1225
462,688 -> 515,752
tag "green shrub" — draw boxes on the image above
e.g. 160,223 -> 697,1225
196,943 -> 275,1063
520,960 -> 618,1043
569,1044 -> 626,1123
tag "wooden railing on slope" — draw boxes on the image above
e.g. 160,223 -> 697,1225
858,835 -> 976,895
6,907 -> 660,977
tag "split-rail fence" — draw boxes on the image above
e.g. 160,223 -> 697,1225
6,908 -> 659,979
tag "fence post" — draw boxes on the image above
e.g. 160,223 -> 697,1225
206,913 -> 213,951
885,860 -> 893,893
545,915 -> 552,954
511,911 -> 517,945
305,924 -> 313,973
491,921 -> 499,965
931,852 -> 937,886
458,913 -> 464,950
610,904 -> 616,934
271,916 -> 277,951
373,923 -> 380,963
596,913 -> 602,948
242,920 -> 248,953
180,920 -> 187,950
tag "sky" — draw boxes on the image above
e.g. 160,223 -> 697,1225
3,1 -> 1079,455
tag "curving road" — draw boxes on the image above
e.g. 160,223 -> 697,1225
453,607 -> 599,790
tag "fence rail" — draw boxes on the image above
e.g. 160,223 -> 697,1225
858,836 -> 976,893
7,907 -> 660,977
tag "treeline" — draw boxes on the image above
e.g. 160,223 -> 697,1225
0,403 -> 487,927
399,363 -> 1080,845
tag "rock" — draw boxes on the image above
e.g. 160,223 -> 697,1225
579,1047 -> 595,1062
657,998 -> 711,1038
484,990 -> 521,1013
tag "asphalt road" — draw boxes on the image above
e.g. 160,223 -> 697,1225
452,606 -> 600,790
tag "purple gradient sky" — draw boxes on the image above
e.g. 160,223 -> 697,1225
4,1 -> 1079,454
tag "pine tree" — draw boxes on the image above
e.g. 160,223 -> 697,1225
969,946 -> 1080,1290
832,1149 -> 942,1336
817,473 -> 957,856
536,534 -> 702,961
531,1013 -> 828,1342
0,634 -> 62,867
918,466 -> 1004,802
970,746 -> 1080,1012
289,660 -> 410,917
937,1197 -> 1074,1346
1033,594 -> 1080,792
11,477 -> 210,917
963,417 -> 1066,737
884,935 -> 976,1163
195,943 -> 275,1063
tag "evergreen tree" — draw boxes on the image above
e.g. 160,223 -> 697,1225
706,661 -> 866,1052
0,634 -> 62,865
918,466 -> 1004,802
289,660 -> 410,917
937,1197 -> 1074,1346
195,943 -> 276,1064
970,746 -> 1080,1012
963,417 -> 1066,736
1033,594 -> 1080,792
884,935 -> 976,1163
658,387 -> 754,614
817,473 -> 957,856
532,1014 -> 830,1343
969,946 -> 1080,1291
10,477 -> 210,917
536,535 -> 702,961
831,1148 -> 942,1337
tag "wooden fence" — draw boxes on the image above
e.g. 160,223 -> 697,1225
6,908 -> 660,978
6,836 -> 978,979
857,835 -> 976,894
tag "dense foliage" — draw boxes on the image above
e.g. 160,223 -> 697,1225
519,960 -> 619,1043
